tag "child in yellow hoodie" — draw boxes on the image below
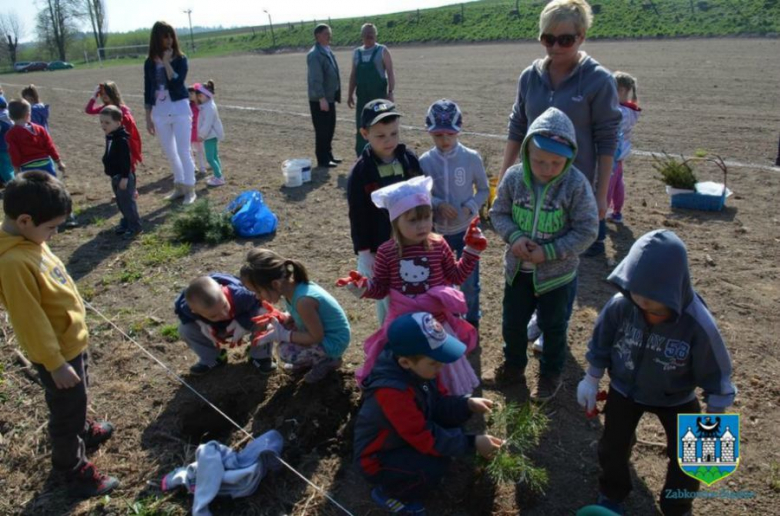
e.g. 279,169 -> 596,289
0,171 -> 119,497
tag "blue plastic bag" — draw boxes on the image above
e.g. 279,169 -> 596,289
227,191 -> 278,238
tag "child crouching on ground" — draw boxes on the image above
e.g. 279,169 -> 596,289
577,229 -> 736,516
354,312 -> 502,515
175,274 -> 278,375
240,248 -> 351,384
490,107 -> 598,402
338,175 -> 487,396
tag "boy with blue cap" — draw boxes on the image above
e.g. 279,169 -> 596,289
353,312 -> 502,515
490,107 -> 598,401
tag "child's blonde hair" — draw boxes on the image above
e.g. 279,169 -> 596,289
539,0 -> 594,36
21,84 -> 40,104
614,71 -> 638,102
390,204 -> 438,257
100,81 -> 125,106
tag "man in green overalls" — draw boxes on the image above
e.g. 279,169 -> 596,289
347,23 -> 396,157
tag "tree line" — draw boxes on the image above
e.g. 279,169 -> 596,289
0,0 -> 107,66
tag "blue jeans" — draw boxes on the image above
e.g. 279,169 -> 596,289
111,173 -> 142,232
443,231 -> 480,323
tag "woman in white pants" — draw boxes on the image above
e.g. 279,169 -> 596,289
143,21 -> 197,204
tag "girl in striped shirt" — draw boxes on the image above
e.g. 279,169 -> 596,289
338,176 -> 487,394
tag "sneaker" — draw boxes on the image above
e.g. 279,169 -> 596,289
251,357 -> 277,375
596,493 -> 625,515
303,358 -> 342,384
64,214 -> 79,229
492,362 -> 526,388
114,224 -> 128,235
607,212 -> 623,223
182,185 -> 197,205
531,373 -> 562,402
527,312 -> 541,341
68,462 -> 119,498
206,176 -> 226,187
582,240 -> 605,257
122,229 -> 143,240
189,350 -> 227,375
371,486 -> 427,515
531,335 -> 544,355
83,420 -> 114,449
281,362 -> 310,376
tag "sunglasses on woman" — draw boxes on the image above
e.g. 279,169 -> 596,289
540,33 -> 579,48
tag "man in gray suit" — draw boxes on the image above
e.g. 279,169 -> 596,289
307,24 -> 342,168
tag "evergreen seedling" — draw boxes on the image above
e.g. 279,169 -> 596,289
171,199 -> 235,244
653,152 -> 698,190
481,402 -> 549,495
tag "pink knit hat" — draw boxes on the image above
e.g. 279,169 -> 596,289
371,176 -> 433,221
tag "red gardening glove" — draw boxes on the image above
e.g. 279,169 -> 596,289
336,270 -> 368,298
464,218 -> 487,253
259,300 -> 291,326
585,390 -> 609,418
335,270 -> 368,288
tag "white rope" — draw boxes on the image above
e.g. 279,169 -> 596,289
83,300 -> 355,516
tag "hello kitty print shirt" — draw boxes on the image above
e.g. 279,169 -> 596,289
362,237 -> 479,300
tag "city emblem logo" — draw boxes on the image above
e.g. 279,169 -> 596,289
678,413 -> 739,486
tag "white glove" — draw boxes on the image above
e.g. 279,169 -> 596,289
196,320 -> 220,346
256,318 -> 292,346
226,320 -> 250,345
577,374 -> 601,412
345,282 -> 367,299
357,250 -> 375,278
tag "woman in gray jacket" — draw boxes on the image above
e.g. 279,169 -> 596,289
498,0 -> 620,258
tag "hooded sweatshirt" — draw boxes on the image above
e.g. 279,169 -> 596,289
353,349 -> 475,477
420,142 -> 489,236
31,103 -> 50,131
103,126 -> 132,178
490,107 -> 598,294
507,53 -> 621,185
0,232 -> 88,371
585,230 -> 736,409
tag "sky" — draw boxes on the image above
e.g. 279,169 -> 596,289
11,0 -> 477,43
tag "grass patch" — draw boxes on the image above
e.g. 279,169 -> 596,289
16,0 -> 780,65
160,325 -> 179,342
770,460 -> 780,493
138,234 -> 191,266
171,199 -> 235,245
126,496 -> 177,516
91,216 -> 107,228
79,285 -> 96,302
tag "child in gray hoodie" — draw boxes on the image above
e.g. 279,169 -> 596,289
577,229 -> 735,515
490,107 -> 598,401
419,99 -> 489,327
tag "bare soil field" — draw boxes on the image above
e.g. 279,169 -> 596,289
0,38 -> 778,515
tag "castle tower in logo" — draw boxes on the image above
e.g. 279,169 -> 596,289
677,414 -> 740,486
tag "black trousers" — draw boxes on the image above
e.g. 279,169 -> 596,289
309,100 -> 337,166
598,388 -> 701,516
33,352 -> 90,472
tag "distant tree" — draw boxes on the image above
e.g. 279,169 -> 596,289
37,0 -> 80,61
84,0 -> 108,59
0,13 -> 24,65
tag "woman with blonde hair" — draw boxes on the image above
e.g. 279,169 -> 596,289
498,0 -> 620,257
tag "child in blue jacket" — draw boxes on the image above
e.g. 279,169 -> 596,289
577,229 -> 736,516
353,312 -> 501,515
174,273 -> 277,375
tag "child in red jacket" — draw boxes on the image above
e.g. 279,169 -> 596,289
5,99 -> 64,177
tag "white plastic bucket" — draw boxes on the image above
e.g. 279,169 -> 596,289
281,159 -> 306,187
